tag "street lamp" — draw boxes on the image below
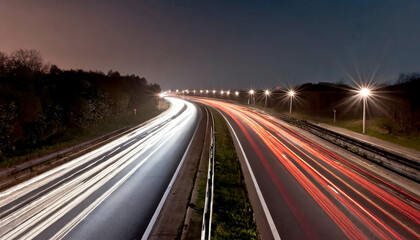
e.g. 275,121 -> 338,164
264,90 -> 270,109
359,87 -> 371,134
288,90 -> 295,116
235,91 -> 239,101
227,90 -> 230,99
213,90 -> 216,98
193,90 -> 196,95
248,89 -> 255,105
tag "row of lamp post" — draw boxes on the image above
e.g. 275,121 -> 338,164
164,86 -> 371,134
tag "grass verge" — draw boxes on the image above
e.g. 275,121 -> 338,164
0,101 -> 169,168
284,111 -> 420,152
211,108 -> 258,239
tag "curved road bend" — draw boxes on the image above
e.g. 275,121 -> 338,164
195,98 -> 420,240
0,97 -> 199,240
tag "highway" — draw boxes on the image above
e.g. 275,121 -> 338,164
0,97 -> 199,240
195,98 -> 420,240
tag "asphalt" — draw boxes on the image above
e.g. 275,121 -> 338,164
148,103 -> 212,240
195,98 -> 420,240
0,97 -> 199,240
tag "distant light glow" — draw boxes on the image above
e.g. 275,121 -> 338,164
265,90 -> 270,95
289,90 -> 295,97
227,91 -> 230,95
249,89 -> 255,95
213,90 -> 216,94
235,91 -> 239,96
359,88 -> 371,97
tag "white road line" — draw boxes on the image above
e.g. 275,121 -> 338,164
141,101 -> 199,240
219,110 -> 281,240
106,147 -> 120,156
123,139 -> 137,147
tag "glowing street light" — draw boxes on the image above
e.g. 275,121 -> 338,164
176,89 -> 179,94
227,90 -> 230,99
264,89 -> 270,109
235,91 -> 239,101
212,90 -> 216,97
248,89 -> 255,105
157,92 -> 165,110
193,90 -> 196,95
289,90 -> 295,116
200,90 -> 203,94
359,87 -> 371,134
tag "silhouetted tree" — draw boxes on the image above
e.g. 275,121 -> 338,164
0,49 -> 161,159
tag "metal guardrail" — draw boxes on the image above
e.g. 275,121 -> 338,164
0,113 -> 164,189
269,111 -> 420,182
201,127 -> 215,240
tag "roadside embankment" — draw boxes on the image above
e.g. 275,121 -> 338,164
0,101 -> 169,190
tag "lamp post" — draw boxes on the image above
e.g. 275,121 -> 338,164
213,90 -> 216,98
264,90 -> 270,110
359,87 -> 371,134
249,89 -> 255,105
289,90 -> 295,116
235,91 -> 239,101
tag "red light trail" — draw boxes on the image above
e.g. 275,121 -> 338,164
194,97 -> 420,239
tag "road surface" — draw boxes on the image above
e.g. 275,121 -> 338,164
0,97 -> 199,240
196,98 -> 420,240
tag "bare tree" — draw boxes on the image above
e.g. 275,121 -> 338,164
7,49 -> 45,72
0,52 -> 7,70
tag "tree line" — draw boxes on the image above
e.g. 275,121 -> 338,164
0,49 -> 161,158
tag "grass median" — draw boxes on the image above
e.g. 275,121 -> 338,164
211,108 -> 258,239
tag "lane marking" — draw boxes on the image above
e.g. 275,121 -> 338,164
141,101 -> 200,240
218,110 -> 281,240
123,139 -> 137,147
328,185 -> 339,194
106,147 -> 120,157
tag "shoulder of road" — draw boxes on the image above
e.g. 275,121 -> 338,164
307,120 -> 420,164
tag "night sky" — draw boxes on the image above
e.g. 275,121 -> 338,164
1,0 -> 419,90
